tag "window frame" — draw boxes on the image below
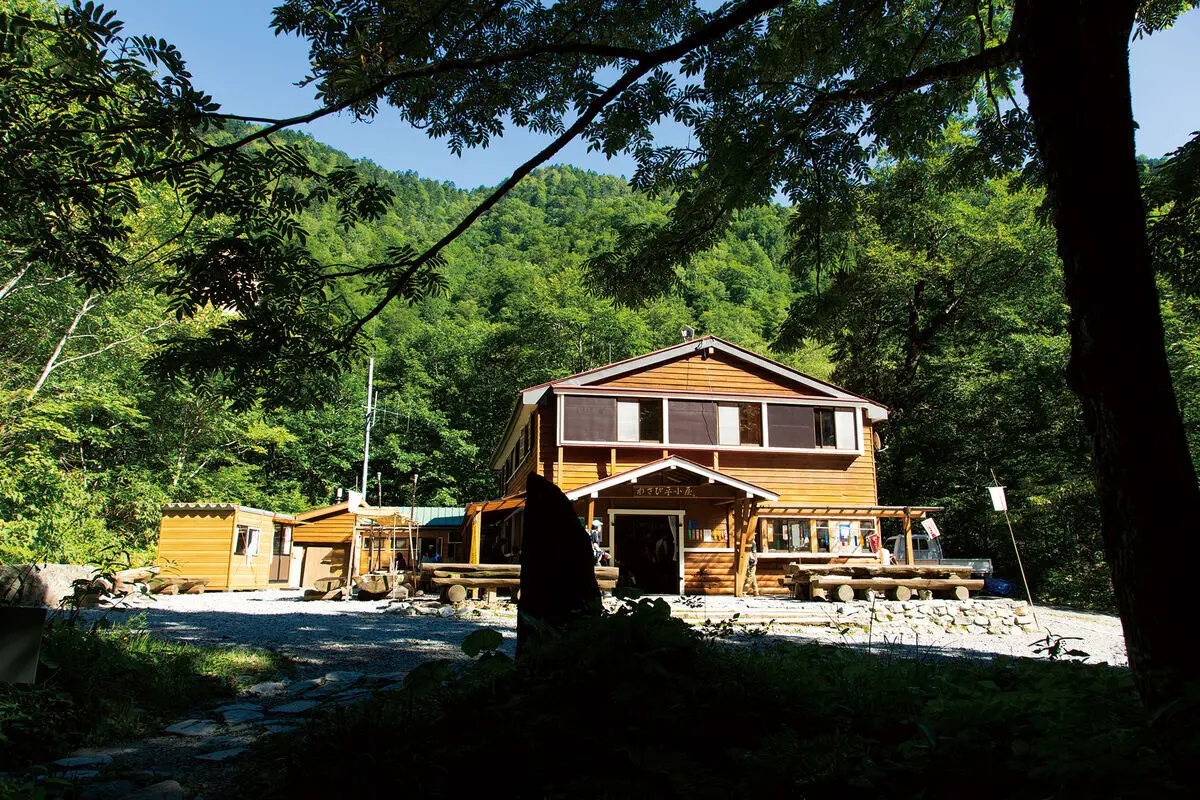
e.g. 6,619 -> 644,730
557,391 -> 864,455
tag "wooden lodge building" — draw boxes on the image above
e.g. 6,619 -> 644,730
466,335 -> 936,596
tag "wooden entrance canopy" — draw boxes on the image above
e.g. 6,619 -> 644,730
756,505 -> 943,518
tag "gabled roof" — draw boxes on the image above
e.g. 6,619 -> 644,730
520,336 -> 884,413
410,506 -> 466,527
163,502 -> 279,518
562,456 -> 779,502
492,335 -> 888,467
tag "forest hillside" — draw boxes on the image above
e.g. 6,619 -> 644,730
3,128 -> 1197,609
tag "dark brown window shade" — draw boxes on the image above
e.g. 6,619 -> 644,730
767,404 -> 815,448
562,396 -> 616,442
668,400 -> 718,445
639,401 -> 663,442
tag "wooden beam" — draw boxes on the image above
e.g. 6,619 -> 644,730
903,506 -> 914,566
586,496 -> 595,535
469,512 -> 482,565
557,446 -> 564,487
732,498 -> 748,597
610,447 -> 616,475
712,451 -> 719,471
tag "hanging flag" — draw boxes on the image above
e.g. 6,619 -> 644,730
921,517 -> 941,539
988,485 -> 1008,512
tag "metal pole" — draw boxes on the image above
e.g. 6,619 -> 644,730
377,471 -> 382,507
360,358 -> 374,496
409,473 -> 418,570
991,470 -> 1040,628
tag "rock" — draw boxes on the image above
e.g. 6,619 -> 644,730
61,769 -> 103,781
972,615 -> 991,626
370,671 -> 407,683
323,671 -> 363,684
195,748 -> 247,762
244,680 -> 288,697
119,779 -> 184,800
388,606 -> 418,617
389,585 -> 410,600
221,709 -> 265,724
54,754 -> 113,769
260,722 -> 300,735
163,719 -> 221,737
213,702 -> 263,713
1,563 -> 96,608
966,624 -> 986,635
80,780 -> 137,800
438,606 -> 456,617
285,678 -> 323,695
271,700 -> 319,715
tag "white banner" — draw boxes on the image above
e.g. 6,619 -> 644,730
988,485 -> 1008,512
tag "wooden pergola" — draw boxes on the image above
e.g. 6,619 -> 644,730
461,492 -> 526,563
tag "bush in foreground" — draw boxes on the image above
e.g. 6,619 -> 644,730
0,613 -> 288,769
246,600 -> 1197,798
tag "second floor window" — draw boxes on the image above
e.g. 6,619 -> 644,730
617,399 -> 662,442
717,403 -> 762,446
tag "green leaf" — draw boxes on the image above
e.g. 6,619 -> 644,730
461,628 -> 504,658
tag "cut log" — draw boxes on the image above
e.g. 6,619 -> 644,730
809,577 -> 984,591
890,585 -> 913,602
950,585 -> 970,601
314,577 -> 345,592
833,584 -> 855,603
113,566 -> 160,583
810,586 -> 830,601
446,585 -> 468,604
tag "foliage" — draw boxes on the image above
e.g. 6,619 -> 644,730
243,600 -> 1196,798
0,613 -> 289,769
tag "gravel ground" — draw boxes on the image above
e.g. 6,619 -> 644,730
95,590 -> 1127,671
91,588 -> 520,678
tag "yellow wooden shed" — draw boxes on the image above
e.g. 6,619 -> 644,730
157,503 -> 295,591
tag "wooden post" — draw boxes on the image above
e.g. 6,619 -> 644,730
713,451 -> 719,471
610,448 -> 616,476
903,506 -> 914,566
810,519 -> 818,553
469,512 -> 482,564
556,446 -> 564,486
732,499 -> 747,598
586,497 -> 595,533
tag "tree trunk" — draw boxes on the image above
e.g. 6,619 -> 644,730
1015,0 -> 1200,711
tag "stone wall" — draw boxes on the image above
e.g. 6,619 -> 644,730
826,598 -> 1037,636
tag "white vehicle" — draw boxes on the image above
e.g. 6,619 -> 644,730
885,532 -> 992,578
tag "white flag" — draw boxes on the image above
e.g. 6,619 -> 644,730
921,518 -> 941,539
988,485 -> 1008,512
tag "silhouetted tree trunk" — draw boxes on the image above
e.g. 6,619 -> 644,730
1016,0 -> 1200,711
517,474 -> 600,658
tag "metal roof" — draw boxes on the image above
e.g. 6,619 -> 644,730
162,502 -> 280,517
408,506 -> 466,527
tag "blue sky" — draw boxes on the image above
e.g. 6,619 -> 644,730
106,1 -> 1200,189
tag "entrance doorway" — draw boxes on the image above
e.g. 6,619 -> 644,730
612,513 -> 681,594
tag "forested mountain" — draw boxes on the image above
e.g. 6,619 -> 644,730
3,124 -> 1198,610
0,129 -> 815,563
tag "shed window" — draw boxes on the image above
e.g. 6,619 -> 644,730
718,403 -> 762,446
273,525 -> 292,557
234,525 -> 260,556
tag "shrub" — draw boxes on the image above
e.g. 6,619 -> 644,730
246,599 -> 1198,798
0,614 -> 289,769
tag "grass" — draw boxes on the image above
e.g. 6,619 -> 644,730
244,599 -> 1198,799
0,612 -> 290,770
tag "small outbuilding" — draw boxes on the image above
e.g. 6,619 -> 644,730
157,503 -> 296,591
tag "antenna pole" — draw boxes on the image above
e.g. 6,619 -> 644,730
360,358 -> 374,497
409,473 -> 419,570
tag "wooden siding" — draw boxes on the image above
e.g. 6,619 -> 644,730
292,508 -> 355,544
227,509 -> 274,590
538,418 -> 876,506
593,351 -> 828,397
156,508 -> 236,591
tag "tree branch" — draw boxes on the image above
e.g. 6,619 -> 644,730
29,293 -> 97,398
73,41 -> 659,190
339,0 -> 793,342
0,264 -> 29,304
51,319 -> 172,371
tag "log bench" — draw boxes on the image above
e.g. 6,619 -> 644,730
421,563 -> 618,603
785,567 -> 984,602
